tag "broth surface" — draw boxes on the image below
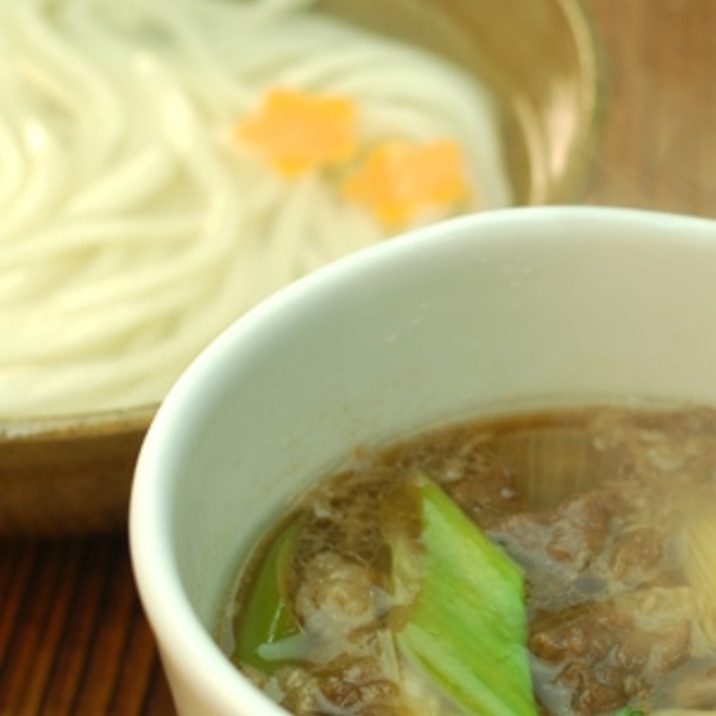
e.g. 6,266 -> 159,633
222,406 -> 716,716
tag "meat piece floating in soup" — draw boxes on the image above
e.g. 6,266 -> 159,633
219,406 -> 716,716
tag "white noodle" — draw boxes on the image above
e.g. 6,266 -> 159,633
0,105 -> 27,212
0,0 -> 512,416
68,147 -> 177,216
0,119 -> 69,239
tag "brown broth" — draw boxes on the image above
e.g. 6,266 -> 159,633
221,405 -> 716,716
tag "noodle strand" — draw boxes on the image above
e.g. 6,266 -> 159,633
0,0 -> 512,416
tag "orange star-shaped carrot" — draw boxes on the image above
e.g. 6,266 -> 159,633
342,139 -> 469,227
237,87 -> 358,176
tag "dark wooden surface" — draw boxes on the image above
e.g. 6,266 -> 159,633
2,2 -> 716,714
0,538 -> 174,716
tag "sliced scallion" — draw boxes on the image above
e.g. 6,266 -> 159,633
395,472 -> 539,716
232,514 -> 306,671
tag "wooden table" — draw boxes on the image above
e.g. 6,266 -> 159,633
2,1 -> 715,714
1,538 -> 172,715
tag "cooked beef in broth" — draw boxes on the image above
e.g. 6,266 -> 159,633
221,406 -> 716,716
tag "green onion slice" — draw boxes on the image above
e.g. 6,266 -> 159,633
232,514 -> 306,671
395,472 -> 539,716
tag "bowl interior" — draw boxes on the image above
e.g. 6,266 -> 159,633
131,207 -> 716,715
326,0 -> 603,204
2,0 -> 603,535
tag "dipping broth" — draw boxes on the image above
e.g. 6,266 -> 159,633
220,406 -> 716,716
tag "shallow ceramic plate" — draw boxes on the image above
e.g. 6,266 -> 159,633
0,0 -> 603,535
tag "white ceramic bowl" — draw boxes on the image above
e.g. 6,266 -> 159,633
130,206 -> 716,716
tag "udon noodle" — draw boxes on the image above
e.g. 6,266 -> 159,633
0,0 -> 511,417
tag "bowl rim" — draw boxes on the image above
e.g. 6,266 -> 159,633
130,204 -> 716,715
0,403 -> 155,442
550,0 -> 608,203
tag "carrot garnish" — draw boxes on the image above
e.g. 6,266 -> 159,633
237,87 -> 358,176
342,139 -> 469,227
